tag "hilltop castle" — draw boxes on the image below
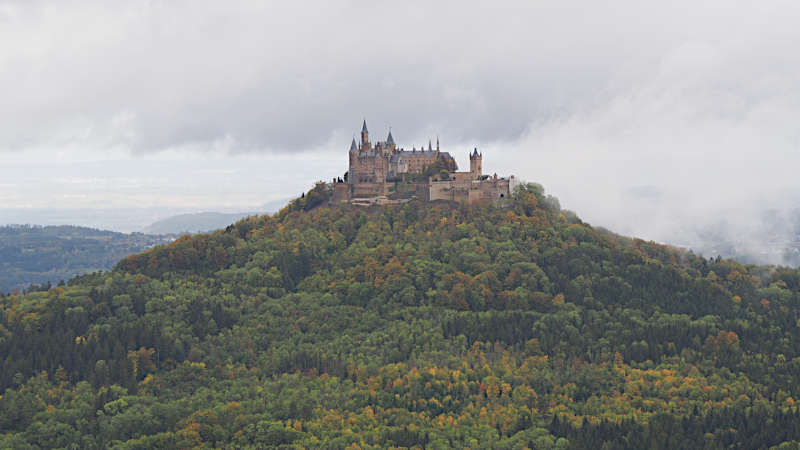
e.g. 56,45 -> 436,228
332,120 -> 516,205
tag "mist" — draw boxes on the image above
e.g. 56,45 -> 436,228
2,1 -> 800,263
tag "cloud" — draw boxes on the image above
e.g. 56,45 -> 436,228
3,0 -> 800,263
6,0 -> 795,154
490,22 -> 800,261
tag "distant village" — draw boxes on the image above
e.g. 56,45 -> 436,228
332,120 -> 517,206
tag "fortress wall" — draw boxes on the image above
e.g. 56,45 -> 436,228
332,183 -> 351,202
428,178 -> 511,205
338,178 -> 511,205
469,179 -> 511,205
352,182 -> 387,198
415,183 -> 431,201
449,172 -> 474,182
468,187 -> 495,204
508,175 -> 520,194
429,180 -> 469,202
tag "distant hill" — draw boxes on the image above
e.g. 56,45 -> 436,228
141,197 -> 289,234
142,212 -> 257,234
0,224 -> 172,293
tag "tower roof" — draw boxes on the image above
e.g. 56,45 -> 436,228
350,137 -> 358,152
361,120 -> 368,133
387,130 -> 395,145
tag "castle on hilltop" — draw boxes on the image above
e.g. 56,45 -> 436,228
332,120 -> 516,205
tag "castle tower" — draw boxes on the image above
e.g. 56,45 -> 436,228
386,129 -> 396,151
470,148 -> 482,180
360,120 -> 370,151
348,136 -> 358,177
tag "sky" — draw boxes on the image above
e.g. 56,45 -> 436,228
1,0 -> 800,257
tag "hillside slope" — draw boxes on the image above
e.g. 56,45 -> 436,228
0,225 -> 172,293
1,183 -> 800,449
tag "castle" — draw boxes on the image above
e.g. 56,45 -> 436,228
332,120 -> 516,205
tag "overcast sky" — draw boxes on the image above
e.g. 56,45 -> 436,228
2,1 -> 800,252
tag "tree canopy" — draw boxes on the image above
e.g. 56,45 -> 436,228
2,183 -> 800,448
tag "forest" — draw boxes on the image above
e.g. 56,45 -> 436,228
1,183 -> 800,448
0,225 -> 172,294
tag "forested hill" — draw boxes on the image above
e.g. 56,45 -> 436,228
0,225 -> 173,293
2,183 -> 800,449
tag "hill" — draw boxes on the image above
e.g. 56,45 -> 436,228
142,212 -> 257,235
1,183 -> 800,448
0,225 -> 173,293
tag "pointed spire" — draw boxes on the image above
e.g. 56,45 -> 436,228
350,136 -> 358,152
360,119 -> 370,148
436,136 -> 440,151
387,128 -> 395,145
428,140 -> 432,151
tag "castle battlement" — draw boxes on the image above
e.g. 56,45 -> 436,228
333,120 -> 514,205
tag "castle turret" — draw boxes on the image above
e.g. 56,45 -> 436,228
386,129 -> 395,150
470,147 -> 482,180
360,119 -> 370,151
348,137 -> 358,181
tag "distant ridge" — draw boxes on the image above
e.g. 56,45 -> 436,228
0,224 -> 171,292
142,212 -> 256,235
142,199 -> 290,234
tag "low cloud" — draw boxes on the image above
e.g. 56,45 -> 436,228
2,1 -> 800,262
7,1 -> 797,154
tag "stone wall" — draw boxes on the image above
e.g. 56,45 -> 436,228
468,178 -> 511,205
332,183 -> 351,202
448,172 -> 474,183
334,182 -> 387,201
333,177 -> 512,206
429,180 -> 470,202
352,182 -> 387,198
428,176 -> 512,205
415,183 -> 431,201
